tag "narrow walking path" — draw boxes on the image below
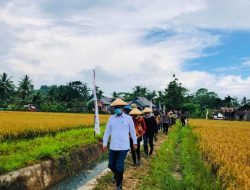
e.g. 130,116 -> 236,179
93,123 -> 221,190
93,132 -> 168,190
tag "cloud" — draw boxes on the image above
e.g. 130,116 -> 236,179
179,71 -> 250,98
216,59 -> 250,72
171,0 -> 250,30
1,0 -> 250,98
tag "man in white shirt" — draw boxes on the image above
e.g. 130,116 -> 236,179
103,98 -> 137,190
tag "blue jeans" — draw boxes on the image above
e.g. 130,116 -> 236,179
108,149 -> 129,187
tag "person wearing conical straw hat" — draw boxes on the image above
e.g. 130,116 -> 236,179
142,107 -> 158,158
129,104 -> 146,166
102,98 -> 137,190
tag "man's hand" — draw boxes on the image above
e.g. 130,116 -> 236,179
133,144 -> 137,150
102,146 -> 107,152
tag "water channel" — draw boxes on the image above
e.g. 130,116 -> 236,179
50,160 -> 109,190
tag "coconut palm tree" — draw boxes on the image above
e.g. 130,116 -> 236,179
18,75 -> 34,100
32,91 -> 42,110
0,72 -> 15,101
111,91 -> 119,98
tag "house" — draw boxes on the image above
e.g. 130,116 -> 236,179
233,104 -> 250,121
88,96 -> 112,113
218,107 -> 235,120
99,96 -> 112,112
128,97 -> 157,111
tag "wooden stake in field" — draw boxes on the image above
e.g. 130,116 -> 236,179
93,69 -> 100,138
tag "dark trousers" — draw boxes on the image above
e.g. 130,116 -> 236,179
108,149 -> 129,188
159,123 -> 163,131
130,137 -> 142,164
158,123 -> 162,131
143,134 -> 154,155
181,119 -> 186,126
163,123 -> 169,135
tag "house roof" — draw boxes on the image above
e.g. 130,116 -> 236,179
128,97 -> 156,108
219,107 -> 235,113
236,104 -> 250,111
100,96 -> 112,105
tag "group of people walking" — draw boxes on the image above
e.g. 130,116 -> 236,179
102,98 -> 187,190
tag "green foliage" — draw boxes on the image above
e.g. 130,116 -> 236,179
140,123 -> 221,190
0,72 -> 247,115
0,73 -> 15,107
40,102 -> 66,112
18,75 -> 34,100
163,76 -> 188,110
181,102 -> 200,118
0,126 -> 105,174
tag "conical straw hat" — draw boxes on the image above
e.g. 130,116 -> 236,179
129,108 -> 142,115
110,98 -> 128,107
143,107 -> 153,113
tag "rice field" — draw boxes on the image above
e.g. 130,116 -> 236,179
190,119 -> 250,190
0,111 -> 109,141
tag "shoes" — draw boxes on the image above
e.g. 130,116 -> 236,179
116,183 -> 122,190
136,159 -> 141,166
149,150 -> 153,155
131,163 -> 137,167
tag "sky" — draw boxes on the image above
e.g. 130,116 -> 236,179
1,0 -> 250,99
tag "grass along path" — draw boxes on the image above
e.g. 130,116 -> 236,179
93,133 -> 167,190
0,126 -> 105,174
140,123 -> 221,190
94,123 -> 221,190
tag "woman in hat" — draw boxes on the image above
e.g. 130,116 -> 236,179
142,107 -> 158,157
129,104 -> 146,166
103,98 -> 137,190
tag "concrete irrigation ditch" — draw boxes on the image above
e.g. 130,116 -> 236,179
0,143 -> 104,190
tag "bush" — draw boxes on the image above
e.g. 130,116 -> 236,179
40,102 -> 66,112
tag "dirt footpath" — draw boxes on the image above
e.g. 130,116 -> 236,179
100,133 -> 167,190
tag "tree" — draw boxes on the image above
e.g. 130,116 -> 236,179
146,90 -> 157,101
0,73 -> 15,104
96,86 -> 104,100
18,75 -> 34,101
111,91 -> 119,99
32,91 -> 42,110
182,102 -> 200,118
241,96 -> 248,105
231,96 -> 240,107
195,88 -> 219,109
47,85 -> 58,102
68,81 -> 90,101
130,86 -> 149,99
163,76 -> 188,110
224,95 -> 233,107
81,82 -> 90,101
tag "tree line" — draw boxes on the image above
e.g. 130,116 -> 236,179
0,72 -> 249,117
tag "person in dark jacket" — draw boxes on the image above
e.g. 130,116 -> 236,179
181,111 -> 188,126
143,107 -> 158,158
162,111 -> 170,135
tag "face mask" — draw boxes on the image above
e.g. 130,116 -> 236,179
114,108 -> 123,115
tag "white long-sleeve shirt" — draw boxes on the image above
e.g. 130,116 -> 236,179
103,112 -> 137,151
